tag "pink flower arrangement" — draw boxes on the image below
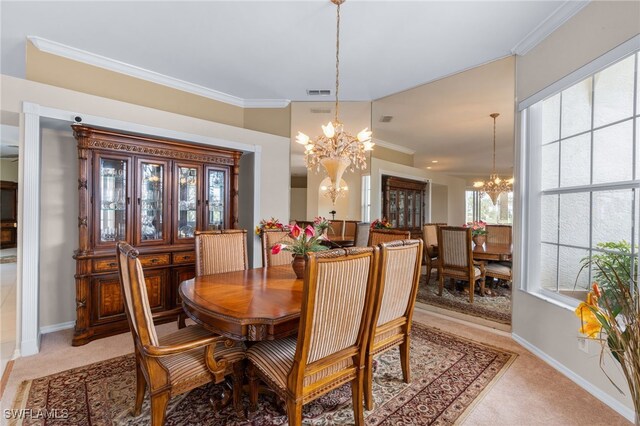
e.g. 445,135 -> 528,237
463,220 -> 487,236
270,222 -> 328,257
371,218 -> 393,229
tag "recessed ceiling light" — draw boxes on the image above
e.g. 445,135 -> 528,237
431,160 -> 438,163
427,166 -> 432,170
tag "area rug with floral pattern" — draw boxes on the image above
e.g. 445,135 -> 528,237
11,323 -> 516,425
416,275 -> 512,325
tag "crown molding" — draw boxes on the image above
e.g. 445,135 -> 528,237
27,36 -> 290,109
511,0 -> 590,56
373,139 -> 416,155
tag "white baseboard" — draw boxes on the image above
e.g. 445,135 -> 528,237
512,333 -> 635,423
39,321 -> 75,335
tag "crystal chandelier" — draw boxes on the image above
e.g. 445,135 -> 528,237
321,178 -> 348,205
473,113 -> 514,205
295,0 -> 373,191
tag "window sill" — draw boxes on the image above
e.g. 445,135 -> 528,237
521,288 -> 581,312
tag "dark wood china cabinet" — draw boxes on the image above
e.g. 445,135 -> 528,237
382,175 -> 427,238
72,125 -> 241,345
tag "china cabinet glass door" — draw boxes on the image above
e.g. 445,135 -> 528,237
205,167 -> 228,230
389,191 -> 398,228
97,155 -> 129,245
175,164 -> 201,242
137,158 -> 169,245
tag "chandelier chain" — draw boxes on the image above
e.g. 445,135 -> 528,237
335,1 -> 340,123
492,113 -> 496,173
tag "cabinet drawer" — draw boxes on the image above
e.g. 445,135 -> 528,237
94,257 -> 118,272
173,251 -> 196,264
138,253 -> 170,267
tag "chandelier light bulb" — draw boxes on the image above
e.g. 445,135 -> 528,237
296,132 -> 310,145
322,122 -> 335,138
357,128 -> 372,142
363,141 -> 375,151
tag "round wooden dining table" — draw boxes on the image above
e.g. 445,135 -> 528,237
179,265 -> 303,342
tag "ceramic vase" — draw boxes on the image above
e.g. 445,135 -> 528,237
292,255 -> 306,279
472,235 -> 486,246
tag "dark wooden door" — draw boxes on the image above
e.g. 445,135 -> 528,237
0,181 -> 17,249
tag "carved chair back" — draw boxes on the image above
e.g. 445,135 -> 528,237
368,229 -> 411,246
486,225 -> 512,245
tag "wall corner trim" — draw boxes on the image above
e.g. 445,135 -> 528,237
511,333 -> 635,422
373,139 -> 416,155
511,0 -> 591,56
27,36 -> 290,109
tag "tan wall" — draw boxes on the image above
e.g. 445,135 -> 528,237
26,43 -> 291,137
513,0 -> 637,415
430,184 -> 449,224
290,188 -> 307,221
371,145 -> 413,167
517,1 -> 640,102
0,159 -> 18,182
2,74 -> 291,328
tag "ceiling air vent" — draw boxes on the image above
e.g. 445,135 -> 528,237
307,89 -> 331,96
310,108 -> 331,114
379,115 -> 394,123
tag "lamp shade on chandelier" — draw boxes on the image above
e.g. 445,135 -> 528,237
295,0 -> 373,190
473,113 -> 514,204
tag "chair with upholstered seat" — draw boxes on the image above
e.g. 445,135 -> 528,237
246,247 -> 379,426
194,229 -> 248,276
422,223 -> 446,284
486,225 -> 512,246
261,229 -> 294,267
364,239 -> 423,410
437,226 -> 486,303
368,229 -> 411,246
354,222 -> 370,247
485,261 -> 513,285
116,242 -> 246,425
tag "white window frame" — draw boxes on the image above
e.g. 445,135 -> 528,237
517,35 -> 640,307
361,174 -> 371,222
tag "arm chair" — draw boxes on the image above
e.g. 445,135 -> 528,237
365,239 -> 423,410
194,229 -> 248,276
116,242 -> 246,425
422,222 -> 447,284
261,229 -> 294,267
246,246 -> 380,426
368,229 -> 411,246
354,222 -> 370,247
437,226 -> 486,303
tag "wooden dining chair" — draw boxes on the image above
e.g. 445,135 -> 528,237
116,242 -> 246,425
328,220 -> 344,240
354,222 -> 370,247
437,226 -> 486,303
246,247 -> 379,426
342,220 -> 358,246
422,222 -> 447,284
194,229 -> 248,276
368,229 -> 411,246
486,225 -> 512,245
260,229 -> 294,267
485,262 -> 513,285
365,239 -> 423,410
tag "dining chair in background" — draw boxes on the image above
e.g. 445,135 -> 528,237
342,220 -> 358,246
422,222 -> 447,284
365,239 -> 423,410
485,224 -> 512,246
437,226 -> 486,303
116,242 -> 246,425
261,229 -> 293,267
246,246 -> 379,426
354,222 -> 370,247
368,229 -> 411,246
194,229 -> 248,276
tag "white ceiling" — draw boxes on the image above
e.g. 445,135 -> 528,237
2,1 -> 572,103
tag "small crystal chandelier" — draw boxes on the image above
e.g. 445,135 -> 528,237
295,0 -> 373,191
321,178 -> 349,205
473,113 -> 514,205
